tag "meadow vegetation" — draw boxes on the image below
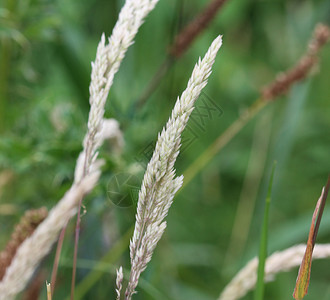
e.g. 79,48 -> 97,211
0,0 -> 330,299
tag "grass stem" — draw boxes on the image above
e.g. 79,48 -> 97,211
182,98 -> 266,188
254,161 -> 276,300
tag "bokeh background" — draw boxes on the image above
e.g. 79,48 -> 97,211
1,0 -> 330,299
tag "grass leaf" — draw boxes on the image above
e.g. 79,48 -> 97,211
293,175 -> 330,300
254,161 -> 277,300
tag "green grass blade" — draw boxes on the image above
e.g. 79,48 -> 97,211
70,226 -> 133,300
254,161 -> 277,300
293,175 -> 330,300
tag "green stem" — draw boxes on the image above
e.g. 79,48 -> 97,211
72,226 -> 133,300
136,56 -> 174,109
182,98 -> 266,188
254,161 -> 276,300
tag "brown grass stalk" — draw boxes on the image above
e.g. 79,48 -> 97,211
0,207 -> 48,280
137,0 -> 229,107
262,24 -> 330,101
182,23 -> 330,189
169,0 -> 229,58
22,270 -> 46,300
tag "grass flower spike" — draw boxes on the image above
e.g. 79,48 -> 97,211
76,0 -> 159,182
116,266 -> 124,300
123,35 -> 222,299
72,0 -> 159,297
0,1 -> 160,298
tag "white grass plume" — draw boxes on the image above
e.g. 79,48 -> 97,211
218,243 -> 330,300
75,0 -> 159,182
121,35 -> 223,299
116,266 -> 124,300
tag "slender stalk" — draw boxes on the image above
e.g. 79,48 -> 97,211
254,162 -> 276,300
224,112 -> 272,264
293,175 -> 330,300
182,98 -> 266,188
50,225 -> 66,296
72,227 -> 133,300
136,57 -> 174,109
136,0 -> 229,108
169,0 -> 229,58
46,282 -> 52,300
71,196 -> 83,300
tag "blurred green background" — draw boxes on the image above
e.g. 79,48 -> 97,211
1,0 -> 330,299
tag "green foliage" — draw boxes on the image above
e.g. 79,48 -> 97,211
1,0 -> 330,299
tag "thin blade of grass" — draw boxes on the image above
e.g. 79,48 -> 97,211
293,175 -> 330,300
71,226 -> 133,300
254,161 -> 276,300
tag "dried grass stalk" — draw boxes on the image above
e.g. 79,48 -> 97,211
170,0 -> 228,58
22,270 -> 46,300
261,24 -> 330,101
0,208 -> 48,280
